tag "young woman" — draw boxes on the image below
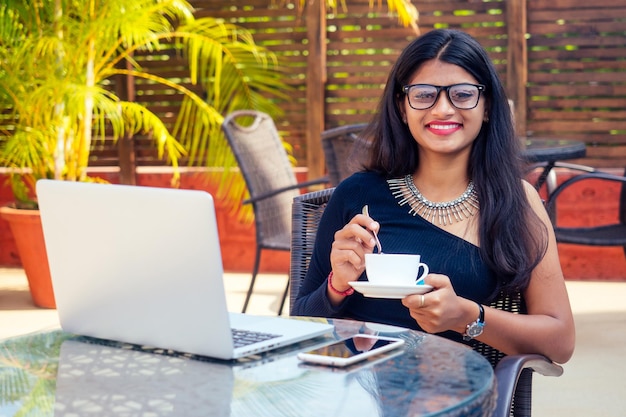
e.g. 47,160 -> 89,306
292,29 -> 575,364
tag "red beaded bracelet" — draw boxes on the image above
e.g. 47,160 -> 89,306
327,271 -> 354,296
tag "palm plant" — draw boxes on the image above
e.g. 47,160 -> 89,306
0,0 -> 288,209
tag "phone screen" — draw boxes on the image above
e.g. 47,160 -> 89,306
304,335 -> 397,358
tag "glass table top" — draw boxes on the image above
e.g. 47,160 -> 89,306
0,318 -> 496,417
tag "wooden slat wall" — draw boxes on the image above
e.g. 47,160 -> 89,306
527,0 -> 626,167
323,0 -> 509,125
2,0 -> 624,170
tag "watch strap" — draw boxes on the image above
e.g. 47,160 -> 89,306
463,302 -> 485,341
476,302 -> 485,323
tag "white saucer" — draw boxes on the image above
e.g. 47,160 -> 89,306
348,281 -> 433,299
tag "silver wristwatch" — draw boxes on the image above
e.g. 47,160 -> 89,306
463,302 -> 485,341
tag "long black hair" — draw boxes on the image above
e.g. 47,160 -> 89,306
363,29 -> 547,298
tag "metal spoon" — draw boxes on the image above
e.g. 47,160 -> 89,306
362,205 -> 382,253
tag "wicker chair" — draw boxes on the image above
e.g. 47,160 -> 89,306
545,167 -> 626,257
321,123 -> 369,186
290,188 -> 563,417
221,110 -> 329,315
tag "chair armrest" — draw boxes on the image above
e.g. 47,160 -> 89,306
243,176 -> 329,205
525,162 -> 597,195
525,161 -> 595,174
551,162 -> 596,172
321,123 -> 368,139
492,354 -> 563,417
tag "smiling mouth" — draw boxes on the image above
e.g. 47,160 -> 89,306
427,123 -> 461,130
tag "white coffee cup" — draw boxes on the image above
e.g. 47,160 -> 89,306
365,253 -> 429,286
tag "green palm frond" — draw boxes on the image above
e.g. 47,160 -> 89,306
174,19 -> 290,113
290,0 -> 419,33
121,101 -> 188,158
384,0 -> 419,33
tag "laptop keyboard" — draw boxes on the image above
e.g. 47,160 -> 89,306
232,328 -> 281,348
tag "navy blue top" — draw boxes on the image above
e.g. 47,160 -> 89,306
292,171 -> 498,344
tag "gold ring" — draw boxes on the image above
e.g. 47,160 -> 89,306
420,294 -> 425,308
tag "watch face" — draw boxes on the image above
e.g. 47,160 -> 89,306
467,324 -> 483,337
467,322 -> 484,338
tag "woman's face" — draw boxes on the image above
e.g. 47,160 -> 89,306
400,59 -> 487,159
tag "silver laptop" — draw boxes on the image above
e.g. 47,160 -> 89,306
36,180 -> 333,360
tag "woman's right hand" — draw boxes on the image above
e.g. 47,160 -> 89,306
327,213 -> 379,301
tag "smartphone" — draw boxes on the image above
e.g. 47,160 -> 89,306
296,334 -> 405,367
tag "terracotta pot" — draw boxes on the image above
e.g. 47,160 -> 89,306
0,206 -> 56,308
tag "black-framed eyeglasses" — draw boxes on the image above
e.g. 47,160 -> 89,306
402,83 -> 486,110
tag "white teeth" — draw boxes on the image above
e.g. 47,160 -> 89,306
429,124 -> 459,130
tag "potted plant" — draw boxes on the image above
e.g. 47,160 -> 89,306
0,0 -> 288,307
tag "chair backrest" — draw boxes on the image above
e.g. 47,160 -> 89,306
222,110 -> 299,248
321,123 -> 369,186
290,187 -> 336,311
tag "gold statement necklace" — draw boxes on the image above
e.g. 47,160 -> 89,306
387,175 -> 479,226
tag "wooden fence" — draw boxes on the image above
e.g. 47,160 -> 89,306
3,0 -> 625,181
525,0 -> 626,168
197,0 -> 626,179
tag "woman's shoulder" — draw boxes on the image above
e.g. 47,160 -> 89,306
335,171 -> 387,191
521,179 -> 545,208
328,171 -> 389,212
521,178 -> 553,223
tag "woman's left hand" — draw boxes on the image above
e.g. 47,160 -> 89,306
402,274 -> 472,335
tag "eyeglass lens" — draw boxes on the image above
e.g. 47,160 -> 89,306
404,84 -> 483,110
